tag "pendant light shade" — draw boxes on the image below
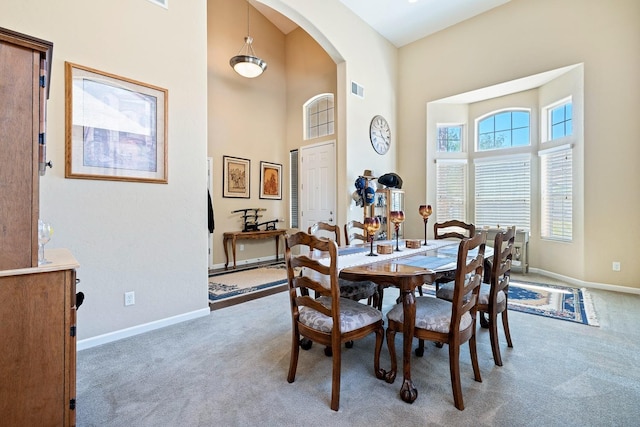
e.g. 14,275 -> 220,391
230,4 -> 267,78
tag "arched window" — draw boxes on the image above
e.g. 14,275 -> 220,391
477,110 -> 530,151
303,93 -> 334,140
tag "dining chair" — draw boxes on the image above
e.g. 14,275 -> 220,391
284,231 -> 384,411
385,232 -> 486,410
308,222 -> 379,309
308,222 -> 342,246
476,226 -> 515,366
344,220 -> 367,245
430,220 -> 477,293
436,227 -> 515,366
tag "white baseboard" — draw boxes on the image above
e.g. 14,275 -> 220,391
211,254 -> 280,271
528,268 -> 640,295
77,307 -> 211,351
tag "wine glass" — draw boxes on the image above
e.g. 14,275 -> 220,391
38,219 -> 53,265
363,216 -> 381,256
419,204 -> 433,245
389,210 -> 405,251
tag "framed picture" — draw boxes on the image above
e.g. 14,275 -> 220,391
259,161 -> 282,200
64,62 -> 168,183
223,156 -> 250,198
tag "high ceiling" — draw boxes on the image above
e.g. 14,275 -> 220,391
251,0 -> 511,47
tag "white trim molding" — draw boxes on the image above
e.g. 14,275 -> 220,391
77,307 -> 210,351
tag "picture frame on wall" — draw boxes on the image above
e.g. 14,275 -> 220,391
223,155 -> 250,198
64,62 -> 168,184
259,161 -> 282,200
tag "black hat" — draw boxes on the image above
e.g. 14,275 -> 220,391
378,173 -> 403,189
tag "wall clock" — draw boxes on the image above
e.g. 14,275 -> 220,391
369,115 -> 391,155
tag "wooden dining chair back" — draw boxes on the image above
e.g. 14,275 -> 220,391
385,232 -> 486,410
308,221 -> 378,308
478,226 -> 515,366
431,220 -> 476,292
434,220 -> 476,240
344,220 -> 367,245
308,222 -> 341,246
284,231 -> 384,411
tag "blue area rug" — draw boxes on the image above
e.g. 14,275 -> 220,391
424,279 -> 599,326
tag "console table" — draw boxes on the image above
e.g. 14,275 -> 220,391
223,229 -> 286,269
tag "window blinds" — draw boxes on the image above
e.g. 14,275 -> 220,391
540,145 -> 572,241
474,156 -> 531,230
436,160 -> 467,222
290,150 -> 298,228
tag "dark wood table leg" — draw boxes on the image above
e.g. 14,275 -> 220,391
275,235 -> 280,262
230,237 -> 237,269
223,236 -> 230,269
400,282 -> 418,403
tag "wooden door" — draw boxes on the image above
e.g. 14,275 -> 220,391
299,141 -> 336,233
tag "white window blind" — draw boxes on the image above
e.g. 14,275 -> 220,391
289,150 -> 298,228
474,156 -> 530,230
436,160 -> 467,222
540,145 -> 572,241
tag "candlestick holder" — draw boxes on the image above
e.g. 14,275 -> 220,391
363,216 -> 381,256
419,204 -> 433,245
389,210 -> 405,251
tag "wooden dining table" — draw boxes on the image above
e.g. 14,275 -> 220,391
336,239 -> 492,404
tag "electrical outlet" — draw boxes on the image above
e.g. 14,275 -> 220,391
239,244 -> 244,251
612,262 -> 621,272
125,291 -> 135,306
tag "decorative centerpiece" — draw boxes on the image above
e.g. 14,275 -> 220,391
389,210 -> 405,252
363,216 -> 381,256
419,204 -> 433,245
405,239 -> 421,249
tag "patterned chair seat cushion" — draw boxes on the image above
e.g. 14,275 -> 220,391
338,278 -> 377,301
478,283 -> 506,305
299,296 -> 382,333
437,282 -> 505,305
387,296 -> 472,334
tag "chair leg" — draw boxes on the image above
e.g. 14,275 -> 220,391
502,309 -> 513,348
448,343 -> 464,410
479,311 -> 489,328
469,332 -> 482,383
374,326 -> 385,380
330,338 -> 342,411
489,311 -> 502,366
415,338 -> 426,356
385,328 -> 398,384
288,331 -> 300,383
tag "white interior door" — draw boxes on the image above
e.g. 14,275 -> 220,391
299,141 -> 336,233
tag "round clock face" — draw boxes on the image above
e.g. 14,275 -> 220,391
369,115 -> 391,155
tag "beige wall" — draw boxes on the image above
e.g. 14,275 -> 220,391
399,0 -> 639,289
209,0 -> 398,266
208,0 -> 288,265
1,0 -> 210,342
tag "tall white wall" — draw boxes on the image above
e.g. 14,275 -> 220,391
1,0 -> 210,342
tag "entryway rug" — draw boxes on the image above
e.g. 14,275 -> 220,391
208,264 -> 289,306
423,279 -> 599,326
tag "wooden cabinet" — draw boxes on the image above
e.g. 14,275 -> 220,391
0,27 -> 53,270
368,188 -> 405,241
0,249 -> 79,427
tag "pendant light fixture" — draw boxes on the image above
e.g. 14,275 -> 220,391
229,3 -> 267,78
